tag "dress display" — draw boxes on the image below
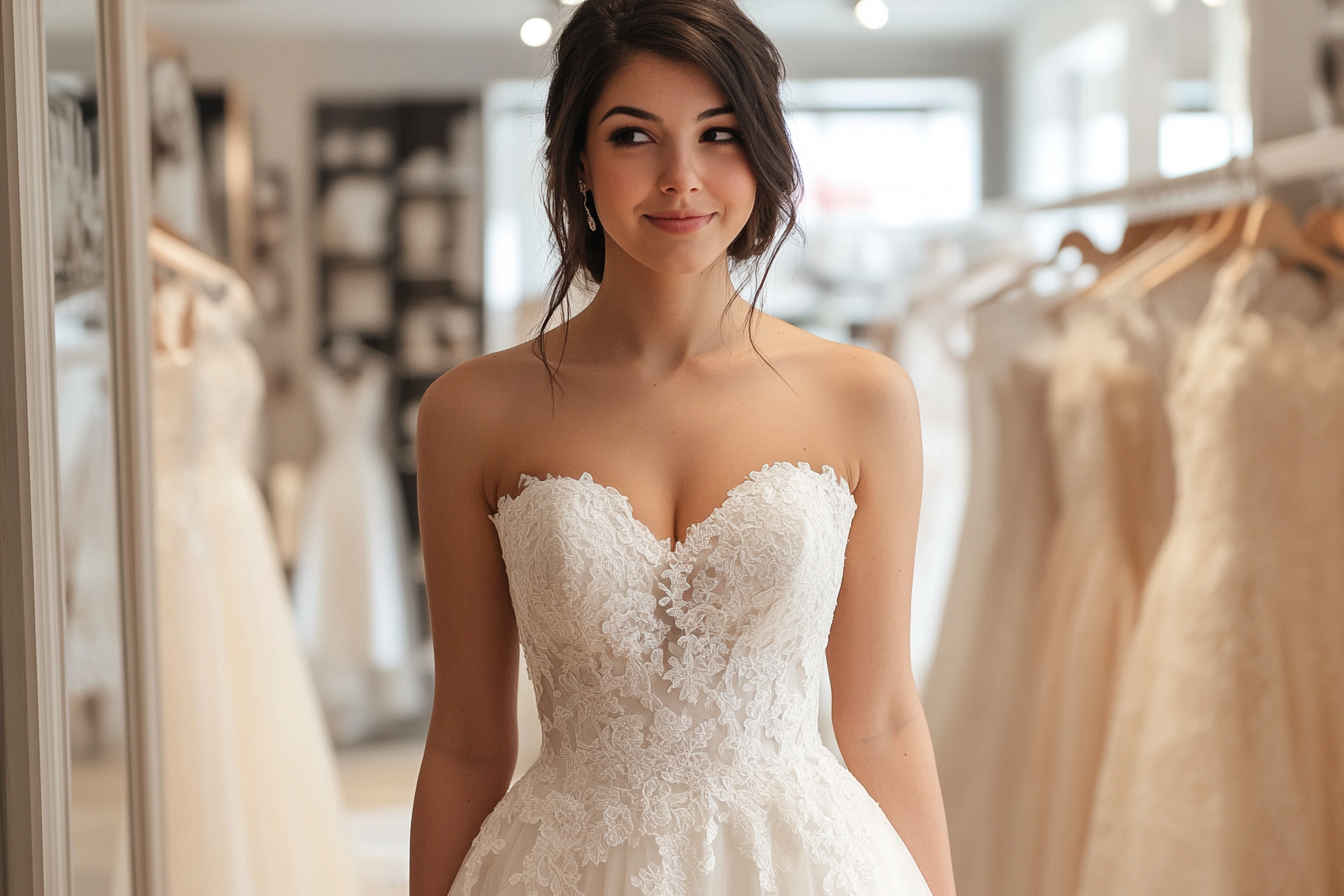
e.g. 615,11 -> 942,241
152,279 -> 255,896
150,248 -> 361,896
452,463 -> 932,896
921,290 -> 1058,896
293,354 -> 425,744
1079,250 -> 1344,896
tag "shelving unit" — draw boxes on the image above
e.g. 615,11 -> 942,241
313,98 -> 483,556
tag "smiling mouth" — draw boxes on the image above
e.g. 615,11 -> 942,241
645,212 -> 715,234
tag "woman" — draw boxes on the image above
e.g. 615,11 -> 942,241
410,1 -> 955,894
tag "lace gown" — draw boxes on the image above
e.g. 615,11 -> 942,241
451,463 -> 932,896
1079,251 -> 1344,896
1008,264 -> 1215,896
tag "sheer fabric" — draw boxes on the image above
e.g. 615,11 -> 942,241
451,463 -> 931,896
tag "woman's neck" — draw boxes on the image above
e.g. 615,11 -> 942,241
570,248 -> 749,372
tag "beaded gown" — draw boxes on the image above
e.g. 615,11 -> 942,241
449,462 -> 932,896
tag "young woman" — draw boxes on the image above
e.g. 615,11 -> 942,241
409,1 -> 955,894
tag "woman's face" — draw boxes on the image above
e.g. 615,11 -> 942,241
581,53 -> 757,278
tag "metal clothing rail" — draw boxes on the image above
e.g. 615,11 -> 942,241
1034,127 -> 1344,216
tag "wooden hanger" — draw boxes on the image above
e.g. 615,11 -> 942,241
149,223 -> 257,314
1054,231 -> 1109,269
1302,207 -> 1344,254
1243,197 -> 1344,282
1139,204 -> 1248,293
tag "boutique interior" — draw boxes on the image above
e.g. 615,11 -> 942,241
5,0 -> 1344,893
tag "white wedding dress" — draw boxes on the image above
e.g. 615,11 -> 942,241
153,278 -> 361,896
451,462 -> 932,896
293,355 -> 425,743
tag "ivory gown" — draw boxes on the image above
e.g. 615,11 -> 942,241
451,463 -> 933,896
1007,261 -> 1215,896
922,290 -> 1058,896
152,280 -> 254,896
154,279 -> 360,896
1080,251 -> 1344,896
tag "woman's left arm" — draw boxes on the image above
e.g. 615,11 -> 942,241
827,353 -> 956,896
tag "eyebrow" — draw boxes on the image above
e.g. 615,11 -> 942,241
598,104 -> 736,124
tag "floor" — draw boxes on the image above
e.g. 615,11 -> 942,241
340,735 -> 425,896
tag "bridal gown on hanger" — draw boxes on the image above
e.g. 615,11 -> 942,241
1080,250 -> 1344,896
1008,257 -> 1218,896
293,354 -> 425,743
154,275 -> 361,896
923,289 -> 1058,896
451,463 -> 933,896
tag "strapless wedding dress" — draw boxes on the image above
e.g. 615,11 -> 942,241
450,462 -> 932,896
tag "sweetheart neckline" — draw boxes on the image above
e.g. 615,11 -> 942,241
492,461 -> 854,554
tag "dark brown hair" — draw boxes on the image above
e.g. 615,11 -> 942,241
536,0 -> 801,378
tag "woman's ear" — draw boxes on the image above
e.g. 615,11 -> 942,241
577,149 -> 589,186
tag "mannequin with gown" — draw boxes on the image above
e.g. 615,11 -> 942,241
149,226 -> 360,896
1080,250 -> 1344,896
293,337 -> 426,743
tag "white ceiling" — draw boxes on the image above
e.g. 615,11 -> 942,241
135,0 -> 1038,40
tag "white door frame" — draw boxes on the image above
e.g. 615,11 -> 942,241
0,0 -> 161,893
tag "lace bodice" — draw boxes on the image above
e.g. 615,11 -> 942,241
455,462 -> 906,896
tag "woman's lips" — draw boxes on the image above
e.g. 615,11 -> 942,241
645,212 -> 715,234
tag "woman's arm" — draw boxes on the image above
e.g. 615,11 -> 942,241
828,355 -> 956,896
409,363 -> 521,896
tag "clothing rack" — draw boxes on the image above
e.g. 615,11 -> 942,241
1035,127 -> 1344,220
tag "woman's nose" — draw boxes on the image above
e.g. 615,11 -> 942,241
658,142 -> 702,195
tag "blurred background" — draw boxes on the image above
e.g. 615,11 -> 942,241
30,0 -> 1344,894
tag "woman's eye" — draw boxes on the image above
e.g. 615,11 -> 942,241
703,127 -> 741,144
609,128 -> 652,146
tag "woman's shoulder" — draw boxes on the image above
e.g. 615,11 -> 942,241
760,313 -> 917,416
417,341 -> 543,445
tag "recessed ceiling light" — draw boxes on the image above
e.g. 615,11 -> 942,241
1201,0 -> 1228,7
1150,0 -> 1177,12
520,17 -> 553,47
558,0 -> 584,6
854,0 -> 889,30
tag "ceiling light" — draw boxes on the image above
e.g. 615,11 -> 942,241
558,0 -> 584,5
854,0 -> 889,30
1150,0 -> 1177,12
520,17 -> 553,47
1201,0 -> 1228,6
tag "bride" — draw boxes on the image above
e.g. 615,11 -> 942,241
409,1 -> 955,894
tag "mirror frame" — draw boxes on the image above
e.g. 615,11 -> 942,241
1,0 -> 162,893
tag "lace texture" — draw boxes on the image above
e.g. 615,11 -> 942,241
453,462 -> 912,896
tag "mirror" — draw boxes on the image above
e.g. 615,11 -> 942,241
44,1 -> 134,893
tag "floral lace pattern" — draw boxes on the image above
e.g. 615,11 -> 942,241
453,462 -> 898,896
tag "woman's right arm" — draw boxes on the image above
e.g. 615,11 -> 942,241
409,364 -> 520,896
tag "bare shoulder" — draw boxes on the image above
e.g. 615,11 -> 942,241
758,314 -> 918,422
416,341 -> 543,473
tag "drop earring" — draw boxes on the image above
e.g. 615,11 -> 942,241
579,178 -> 597,232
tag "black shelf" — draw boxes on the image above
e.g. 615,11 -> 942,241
314,96 -> 483,549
